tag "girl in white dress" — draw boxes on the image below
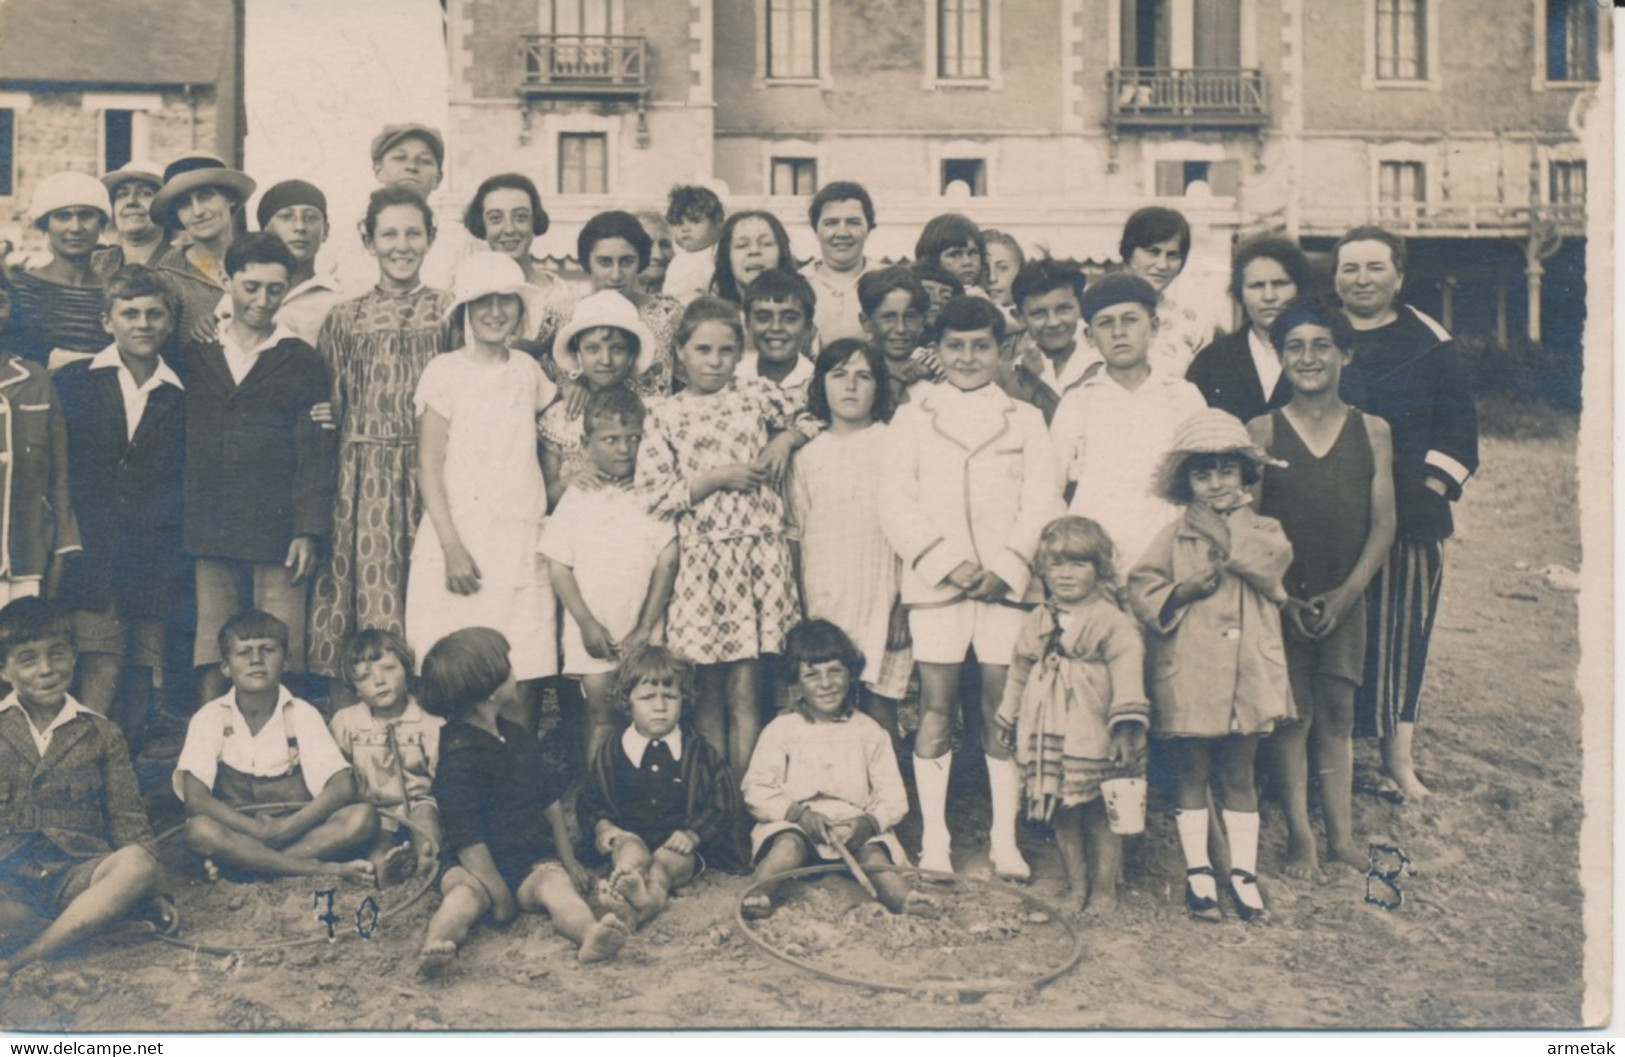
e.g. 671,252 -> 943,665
406,253 -> 558,728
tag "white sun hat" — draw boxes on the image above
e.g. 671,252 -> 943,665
449,251 -> 546,335
552,289 -> 657,378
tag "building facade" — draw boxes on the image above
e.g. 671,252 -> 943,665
445,0 -> 1603,352
0,0 -> 237,255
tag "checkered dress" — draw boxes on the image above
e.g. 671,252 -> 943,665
636,376 -> 801,664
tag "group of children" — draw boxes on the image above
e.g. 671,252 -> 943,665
0,159 -> 1414,981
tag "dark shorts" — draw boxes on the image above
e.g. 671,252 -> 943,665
0,847 -> 104,919
1286,592 -> 1367,692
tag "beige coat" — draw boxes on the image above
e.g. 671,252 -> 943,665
1127,505 -> 1296,737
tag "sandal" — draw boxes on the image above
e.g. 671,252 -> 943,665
1185,866 -> 1223,922
1228,869 -> 1268,923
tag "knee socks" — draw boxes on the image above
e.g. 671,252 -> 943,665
913,751 -> 953,871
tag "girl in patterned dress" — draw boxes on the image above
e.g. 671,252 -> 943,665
994,517 -> 1149,914
307,186 -> 454,683
533,211 -> 681,403
635,296 -> 810,776
785,338 -> 909,741
537,290 -> 656,508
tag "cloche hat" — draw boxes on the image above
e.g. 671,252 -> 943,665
552,290 -> 656,378
449,252 -> 545,334
1150,408 -> 1287,503
31,171 -> 112,230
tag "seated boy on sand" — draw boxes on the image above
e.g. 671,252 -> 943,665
174,610 -> 377,882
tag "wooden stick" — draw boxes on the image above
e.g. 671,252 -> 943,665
833,838 -> 879,900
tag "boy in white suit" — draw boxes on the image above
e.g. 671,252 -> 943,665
880,296 -> 1063,878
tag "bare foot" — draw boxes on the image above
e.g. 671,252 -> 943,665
1391,770 -> 1432,802
902,890 -> 943,918
611,867 -> 655,918
1326,843 -> 1367,875
1056,883 -> 1088,916
329,860 -> 376,885
202,858 -> 221,883
741,893 -> 774,920
418,939 -> 457,977
1282,848 -> 1322,882
595,879 -> 638,929
370,844 -> 412,888
1085,885 -> 1120,916
577,913 -> 631,964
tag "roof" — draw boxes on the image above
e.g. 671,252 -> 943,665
0,0 -> 229,87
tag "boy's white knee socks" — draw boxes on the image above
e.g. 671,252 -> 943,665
914,751 -> 953,872
985,754 -> 1030,881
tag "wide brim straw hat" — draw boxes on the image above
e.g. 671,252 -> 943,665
552,289 -> 656,378
1150,407 -> 1287,503
150,153 -> 257,228
100,159 -> 164,197
31,171 -> 113,229
449,252 -> 546,336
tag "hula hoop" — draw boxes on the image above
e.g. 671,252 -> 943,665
150,803 -> 438,956
734,863 -> 1086,995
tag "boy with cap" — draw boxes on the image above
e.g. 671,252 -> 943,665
1049,272 -> 1206,569
247,179 -> 343,345
4,171 -> 114,369
345,123 -> 471,292
97,160 -> 169,269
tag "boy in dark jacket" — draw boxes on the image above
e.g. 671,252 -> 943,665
578,645 -> 742,929
55,265 -> 190,751
170,233 -> 334,706
0,598 -> 161,982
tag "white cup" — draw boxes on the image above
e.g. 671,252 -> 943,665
1101,777 -> 1147,836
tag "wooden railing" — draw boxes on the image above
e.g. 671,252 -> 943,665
1281,201 -> 1588,237
519,34 -> 647,94
1107,67 -> 1268,127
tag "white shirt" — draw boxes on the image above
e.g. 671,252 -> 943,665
800,258 -> 872,344
1246,328 -> 1283,400
0,692 -> 94,757
88,344 -> 184,442
737,350 -> 815,410
216,319 -> 301,386
621,724 -> 684,768
173,687 -> 351,802
663,245 -> 715,306
1050,367 -> 1207,567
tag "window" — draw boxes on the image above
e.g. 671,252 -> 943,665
549,0 -> 612,35
938,0 -> 989,79
940,158 -> 986,196
104,110 -> 134,172
1155,160 -> 1240,198
766,0 -> 818,79
1546,0 -> 1598,81
1378,161 -> 1427,219
1374,0 -> 1427,80
0,109 -> 12,197
558,133 -> 607,194
770,157 -> 818,196
1549,161 -> 1586,204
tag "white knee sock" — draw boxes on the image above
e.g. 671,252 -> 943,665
914,752 -> 953,871
1175,808 -> 1212,871
1222,809 -> 1261,877
985,754 -> 1030,879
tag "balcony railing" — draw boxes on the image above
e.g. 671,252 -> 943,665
1107,67 -> 1268,128
519,34 -> 647,97
1283,201 -> 1587,238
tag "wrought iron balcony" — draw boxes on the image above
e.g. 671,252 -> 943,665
519,34 -> 647,99
1106,68 -> 1268,129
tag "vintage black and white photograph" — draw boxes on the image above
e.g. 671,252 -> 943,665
0,0 -> 1610,1034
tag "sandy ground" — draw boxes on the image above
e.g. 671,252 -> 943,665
0,432 -> 1587,1031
